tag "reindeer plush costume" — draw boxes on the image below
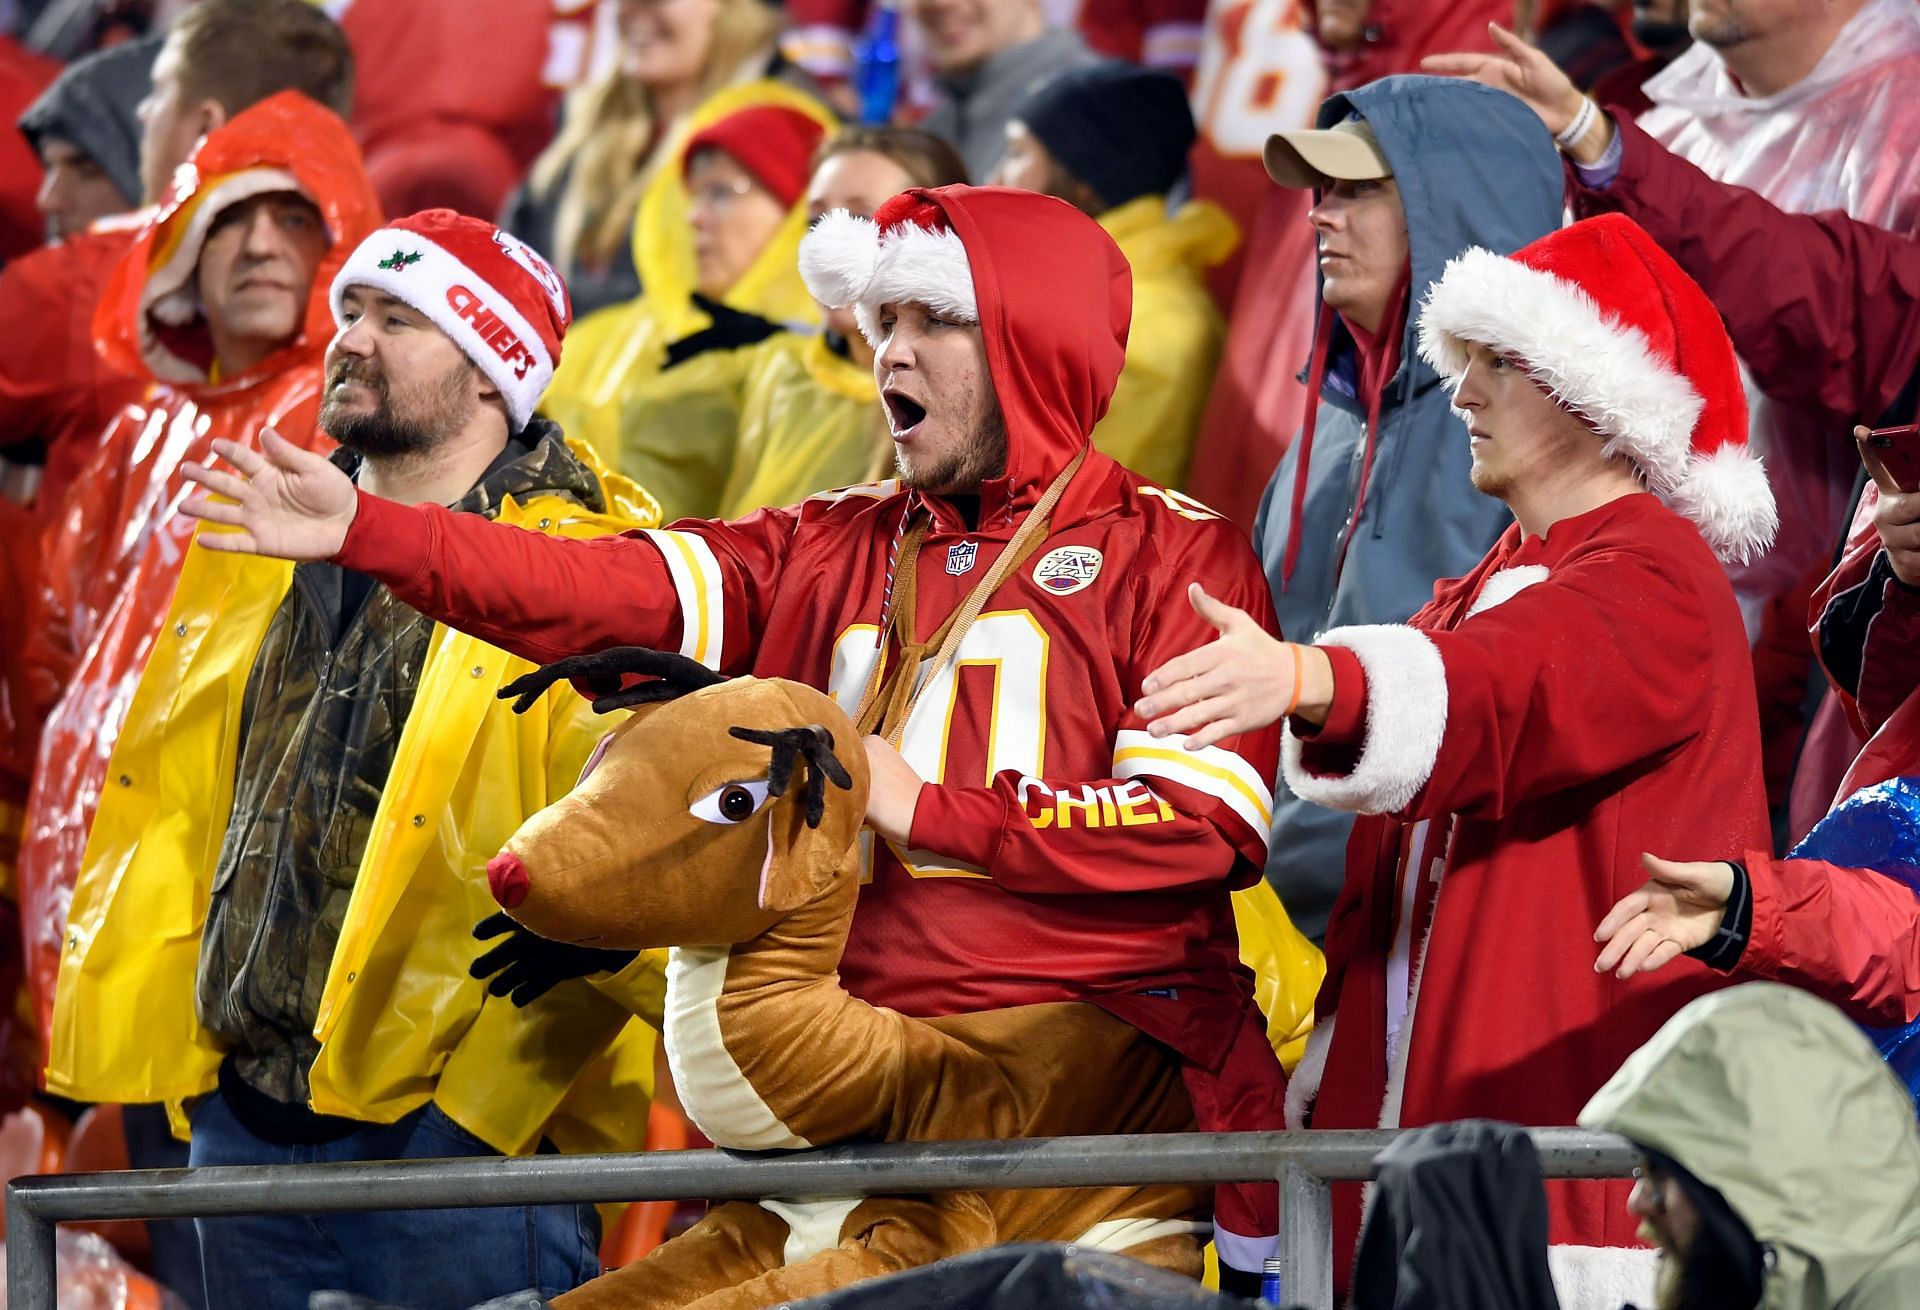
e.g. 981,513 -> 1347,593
484,650 -> 1211,1310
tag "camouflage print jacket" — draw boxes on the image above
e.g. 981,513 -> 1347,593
195,421 -> 603,1107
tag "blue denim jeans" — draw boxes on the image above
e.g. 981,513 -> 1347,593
187,1092 -> 600,1310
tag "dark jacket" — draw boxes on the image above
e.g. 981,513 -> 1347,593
1251,76 -> 1563,938
921,28 -> 1097,182
1352,1120 -> 1562,1310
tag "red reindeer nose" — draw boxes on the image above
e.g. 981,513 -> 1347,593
487,850 -> 531,909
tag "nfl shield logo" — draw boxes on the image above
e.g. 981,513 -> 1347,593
945,541 -> 978,576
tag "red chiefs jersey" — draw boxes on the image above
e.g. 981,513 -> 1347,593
340,377 -> 1278,1072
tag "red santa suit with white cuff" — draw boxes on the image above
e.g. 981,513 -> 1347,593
326,184 -> 1288,1270
1281,215 -> 1776,1307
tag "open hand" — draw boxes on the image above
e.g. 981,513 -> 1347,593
1593,854 -> 1736,979
1422,23 -> 1606,159
181,427 -> 358,560
1134,584 -> 1323,749
861,735 -> 924,846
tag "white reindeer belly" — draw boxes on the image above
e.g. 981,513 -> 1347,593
663,945 -> 813,1150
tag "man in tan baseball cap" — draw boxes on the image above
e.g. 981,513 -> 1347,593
1235,74 -> 1566,983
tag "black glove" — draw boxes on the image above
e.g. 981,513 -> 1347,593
470,912 -> 638,1007
661,294 -> 781,369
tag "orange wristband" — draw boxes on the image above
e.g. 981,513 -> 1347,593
1282,643 -> 1306,718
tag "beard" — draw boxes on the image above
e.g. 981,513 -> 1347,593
1690,4 -> 1752,48
1467,453 -> 1510,501
896,401 -> 1010,493
320,356 -> 476,458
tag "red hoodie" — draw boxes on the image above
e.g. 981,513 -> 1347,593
331,184 -> 1289,1260
14,92 -> 382,1042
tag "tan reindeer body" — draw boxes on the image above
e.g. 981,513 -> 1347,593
486,657 -> 1208,1310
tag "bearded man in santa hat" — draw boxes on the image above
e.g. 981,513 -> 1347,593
1138,212 -> 1777,1308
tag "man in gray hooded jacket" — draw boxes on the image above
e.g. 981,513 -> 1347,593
17,35 -> 155,242
1252,75 -> 1563,939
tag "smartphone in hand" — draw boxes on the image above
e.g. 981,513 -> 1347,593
1856,422 -> 1920,495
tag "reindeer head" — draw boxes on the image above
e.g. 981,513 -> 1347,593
483,649 -> 869,951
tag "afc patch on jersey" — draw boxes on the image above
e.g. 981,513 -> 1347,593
1033,545 -> 1103,596
945,541 -> 978,575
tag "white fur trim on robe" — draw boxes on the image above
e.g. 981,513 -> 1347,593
1284,1017 -> 1334,1129
1548,1244 -> 1659,1310
1282,624 -> 1447,815
1466,564 -> 1548,618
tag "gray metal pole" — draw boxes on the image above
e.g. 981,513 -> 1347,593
4,1131 -> 1425,1222
1278,1162 -> 1332,1310
6,1186 -> 57,1310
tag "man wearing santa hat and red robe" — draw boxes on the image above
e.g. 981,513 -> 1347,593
1137,212 -> 1777,1308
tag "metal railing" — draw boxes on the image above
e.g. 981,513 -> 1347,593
5,1128 -> 1636,1310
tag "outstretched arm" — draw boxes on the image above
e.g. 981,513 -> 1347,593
1597,850 -> 1920,1028
182,429 -> 783,670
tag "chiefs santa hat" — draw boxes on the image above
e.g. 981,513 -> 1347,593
1417,213 -> 1777,564
330,209 -> 572,431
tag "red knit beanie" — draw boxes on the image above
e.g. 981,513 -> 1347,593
681,106 -> 827,209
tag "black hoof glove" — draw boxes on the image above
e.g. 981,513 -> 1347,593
470,911 -> 638,1007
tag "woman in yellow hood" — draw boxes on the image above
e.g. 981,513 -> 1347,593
539,81 -> 836,496
612,125 -> 967,524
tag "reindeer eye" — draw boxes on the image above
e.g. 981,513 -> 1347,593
690,779 -> 772,824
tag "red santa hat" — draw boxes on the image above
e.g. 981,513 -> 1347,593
329,209 -> 572,432
1417,213 -> 1776,564
797,192 -> 978,347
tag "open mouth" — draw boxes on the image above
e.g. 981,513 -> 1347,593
883,389 -> 928,439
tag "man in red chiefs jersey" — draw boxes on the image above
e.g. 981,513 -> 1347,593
179,184 -> 1289,1284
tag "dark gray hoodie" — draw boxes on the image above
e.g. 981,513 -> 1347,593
17,34 -> 157,217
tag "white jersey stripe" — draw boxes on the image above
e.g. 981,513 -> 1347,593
1112,728 -> 1274,843
642,529 -> 726,670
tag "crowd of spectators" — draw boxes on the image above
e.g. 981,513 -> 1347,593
5,0 -> 1920,1308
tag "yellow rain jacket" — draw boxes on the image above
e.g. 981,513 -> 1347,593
47,440 -> 667,1156
540,79 -> 837,479
1092,196 -> 1237,491
718,332 -> 886,518
614,329 -> 883,523
1231,880 -> 1322,1074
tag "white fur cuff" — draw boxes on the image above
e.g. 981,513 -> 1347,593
1282,624 -> 1447,815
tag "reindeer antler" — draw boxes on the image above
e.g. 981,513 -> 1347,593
728,725 -> 854,829
499,647 -> 727,715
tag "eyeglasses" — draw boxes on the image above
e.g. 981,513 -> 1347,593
688,176 -> 761,214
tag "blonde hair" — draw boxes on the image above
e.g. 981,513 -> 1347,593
530,0 -> 782,274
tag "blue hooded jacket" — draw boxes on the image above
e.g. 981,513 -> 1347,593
1252,76 -> 1563,939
